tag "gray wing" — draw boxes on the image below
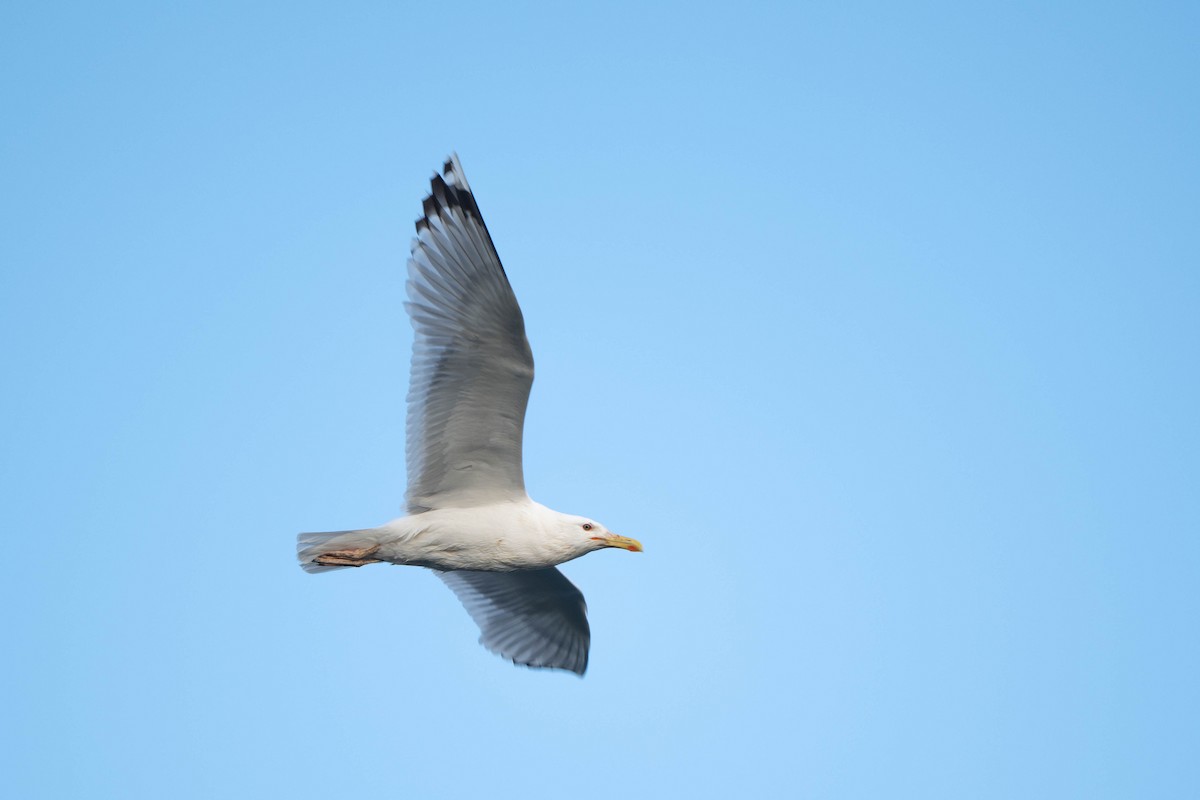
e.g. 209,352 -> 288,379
437,568 -> 591,675
405,155 -> 533,513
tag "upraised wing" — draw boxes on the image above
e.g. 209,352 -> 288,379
437,568 -> 591,675
405,155 -> 533,513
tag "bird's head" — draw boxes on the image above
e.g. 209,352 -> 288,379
560,515 -> 643,554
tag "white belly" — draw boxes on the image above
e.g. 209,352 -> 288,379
372,504 -> 573,571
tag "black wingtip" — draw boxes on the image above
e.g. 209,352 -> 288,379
411,155 -> 503,265
412,155 -> 484,235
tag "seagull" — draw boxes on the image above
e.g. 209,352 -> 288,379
297,154 -> 642,675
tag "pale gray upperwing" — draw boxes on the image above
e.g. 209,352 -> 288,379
405,156 -> 534,512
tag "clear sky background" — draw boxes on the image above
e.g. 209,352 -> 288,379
2,2 -> 1198,798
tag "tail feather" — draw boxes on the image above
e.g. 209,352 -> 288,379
296,529 -> 381,573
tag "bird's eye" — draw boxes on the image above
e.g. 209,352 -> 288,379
582,523 -> 594,531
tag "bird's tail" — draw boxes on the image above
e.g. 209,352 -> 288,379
296,529 -> 383,573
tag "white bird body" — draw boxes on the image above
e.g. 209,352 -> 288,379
298,155 -> 641,675
328,501 -> 601,572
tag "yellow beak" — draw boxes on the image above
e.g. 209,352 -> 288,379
593,535 -> 643,553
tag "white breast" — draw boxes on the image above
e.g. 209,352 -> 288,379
373,501 -> 577,571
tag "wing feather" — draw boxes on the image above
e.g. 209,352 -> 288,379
437,568 -> 591,675
405,155 -> 534,512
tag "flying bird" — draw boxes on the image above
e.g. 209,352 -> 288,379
298,155 -> 642,675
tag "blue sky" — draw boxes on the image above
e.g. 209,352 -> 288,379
2,2 -> 1198,797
